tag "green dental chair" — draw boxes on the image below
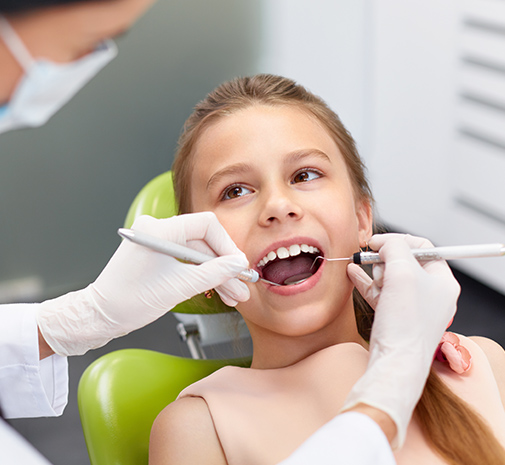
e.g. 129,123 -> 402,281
78,171 -> 251,465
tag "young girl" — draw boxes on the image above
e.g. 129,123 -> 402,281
149,74 -> 505,464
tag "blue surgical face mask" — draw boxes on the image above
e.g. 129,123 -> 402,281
0,16 -> 117,134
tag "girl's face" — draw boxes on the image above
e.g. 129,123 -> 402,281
190,105 -> 372,348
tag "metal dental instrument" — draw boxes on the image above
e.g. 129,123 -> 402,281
315,243 -> 505,266
117,228 -> 308,286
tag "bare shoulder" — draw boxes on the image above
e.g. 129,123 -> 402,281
469,336 -> 505,404
469,336 -> 505,372
149,396 -> 227,465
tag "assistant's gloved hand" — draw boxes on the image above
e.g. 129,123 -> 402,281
36,212 -> 250,356
342,234 -> 460,448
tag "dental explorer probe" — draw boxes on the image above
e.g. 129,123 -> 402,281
318,243 -> 505,265
117,228 -> 261,284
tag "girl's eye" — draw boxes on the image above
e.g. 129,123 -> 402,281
292,169 -> 322,184
222,184 -> 252,200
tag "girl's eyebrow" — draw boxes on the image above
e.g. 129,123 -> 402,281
206,163 -> 253,191
206,149 -> 331,191
287,149 -> 331,165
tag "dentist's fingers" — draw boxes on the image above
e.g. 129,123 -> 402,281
369,234 -> 424,268
347,263 -> 372,292
347,263 -> 380,308
372,264 -> 384,289
132,212 -> 244,258
368,233 -> 434,253
369,233 -> 454,278
215,278 -> 251,307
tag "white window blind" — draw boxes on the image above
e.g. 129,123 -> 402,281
454,0 -> 505,227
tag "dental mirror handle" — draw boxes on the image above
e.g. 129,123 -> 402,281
355,243 -> 505,265
117,228 -> 259,283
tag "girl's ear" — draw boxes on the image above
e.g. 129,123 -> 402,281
356,199 -> 373,247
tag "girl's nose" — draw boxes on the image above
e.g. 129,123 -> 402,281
258,186 -> 304,226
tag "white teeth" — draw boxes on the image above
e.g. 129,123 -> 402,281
277,247 -> 289,259
289,244 -> 301,256
257,244 -> 320,267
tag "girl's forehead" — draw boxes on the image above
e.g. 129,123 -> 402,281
203,104 -> 324,133
193,104 -> 342,166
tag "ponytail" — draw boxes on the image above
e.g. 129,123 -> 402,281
416,370 -> 505,464
354,295 -> 505,463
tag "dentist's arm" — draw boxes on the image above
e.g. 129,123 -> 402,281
0,304 -> 68,419
38,328 -> 54,359
36,212 -> 250,356
279,234 -> 459,464
2,213 -> 247,420
343,233 -> 459,448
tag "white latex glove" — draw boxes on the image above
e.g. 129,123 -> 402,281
341,234 -> 460,448
36,212 -> 250,356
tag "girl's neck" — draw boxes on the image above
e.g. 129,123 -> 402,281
248,316 -> 368,370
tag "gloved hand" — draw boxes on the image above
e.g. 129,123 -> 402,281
342,233 -> 460,448
36,212 -> 250,356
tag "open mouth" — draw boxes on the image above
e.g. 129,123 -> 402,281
257,243 -> 323,286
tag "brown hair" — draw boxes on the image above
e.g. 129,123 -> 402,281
172,74 -> 505,464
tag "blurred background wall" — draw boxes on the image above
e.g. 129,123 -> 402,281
2,0 -> 505,464
0,0 -> 263,303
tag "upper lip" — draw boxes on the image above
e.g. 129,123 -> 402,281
253,237 -> 324,270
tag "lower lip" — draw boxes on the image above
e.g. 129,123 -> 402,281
263,259 -> 326,296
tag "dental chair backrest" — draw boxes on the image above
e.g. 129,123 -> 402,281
78,171 -> 252,465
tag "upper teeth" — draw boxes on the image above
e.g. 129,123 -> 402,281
257,244 -> 321,267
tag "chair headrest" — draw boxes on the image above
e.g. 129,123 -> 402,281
124,171 -> 235,315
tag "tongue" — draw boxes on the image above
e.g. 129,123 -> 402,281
262,255 -> 316,285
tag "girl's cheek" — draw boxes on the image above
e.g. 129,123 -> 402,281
214,216 -> 245,250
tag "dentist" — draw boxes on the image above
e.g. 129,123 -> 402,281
0,2 -> 458,464
0,0 -> 250,462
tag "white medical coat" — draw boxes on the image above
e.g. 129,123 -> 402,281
279,412 -> 396,465
0,303 -> 68,419
1,419 -> 52,464
0,303 -> 68,464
